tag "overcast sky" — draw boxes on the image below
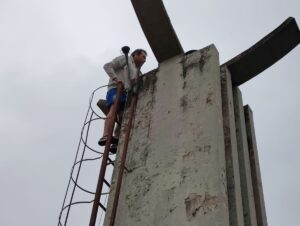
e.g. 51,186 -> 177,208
0,0 -> 299,226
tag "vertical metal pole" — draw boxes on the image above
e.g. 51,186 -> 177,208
89,83 -> 122,226
109,92 -> 138,226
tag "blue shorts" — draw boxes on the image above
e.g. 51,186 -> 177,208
106,88 -> 127,110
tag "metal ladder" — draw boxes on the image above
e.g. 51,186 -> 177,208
57,84 -> 121,226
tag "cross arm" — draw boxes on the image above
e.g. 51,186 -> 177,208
131,0 -> 184,63
223,17 -> 300,86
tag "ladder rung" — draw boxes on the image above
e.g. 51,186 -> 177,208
107,157 -> 115,166
99,202 -> 106,211
103,179 -> 111,188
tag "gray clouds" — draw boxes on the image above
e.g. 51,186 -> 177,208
0,0 -> 299,225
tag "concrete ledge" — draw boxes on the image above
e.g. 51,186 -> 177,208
131,0 -> 184,63
223,17 -> 300,86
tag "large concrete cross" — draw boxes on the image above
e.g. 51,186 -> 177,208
102,2 -> 299,226
131,0 -> 300,85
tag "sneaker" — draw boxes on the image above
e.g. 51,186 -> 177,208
98,136 -> 119,146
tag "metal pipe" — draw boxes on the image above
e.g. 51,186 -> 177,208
109,92 -> 138,226
89,83 -> 122,226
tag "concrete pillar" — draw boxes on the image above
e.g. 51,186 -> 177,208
244,105 -> 268,226
104,45 -> 230,226
220,66 -> 244,226
232,88 -> 257,226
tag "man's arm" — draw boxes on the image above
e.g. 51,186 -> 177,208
103,55 -> 127,81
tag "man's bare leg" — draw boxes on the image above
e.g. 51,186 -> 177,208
114,110 -> 124,138
98,107 -> 118,146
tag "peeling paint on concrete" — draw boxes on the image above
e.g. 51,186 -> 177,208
182,151 -> 195,160
185,193 -> 221,220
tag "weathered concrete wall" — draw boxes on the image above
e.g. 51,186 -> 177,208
232,88 -> 257,226
244,105 -> 268,226
103,46 -> 269,226
220,66 -> 244,226
104,45 -> 230,226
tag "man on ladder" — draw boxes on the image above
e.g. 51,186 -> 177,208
98,48 -> 147,153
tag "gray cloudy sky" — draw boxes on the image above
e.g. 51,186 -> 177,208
0,0 -> 299,225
